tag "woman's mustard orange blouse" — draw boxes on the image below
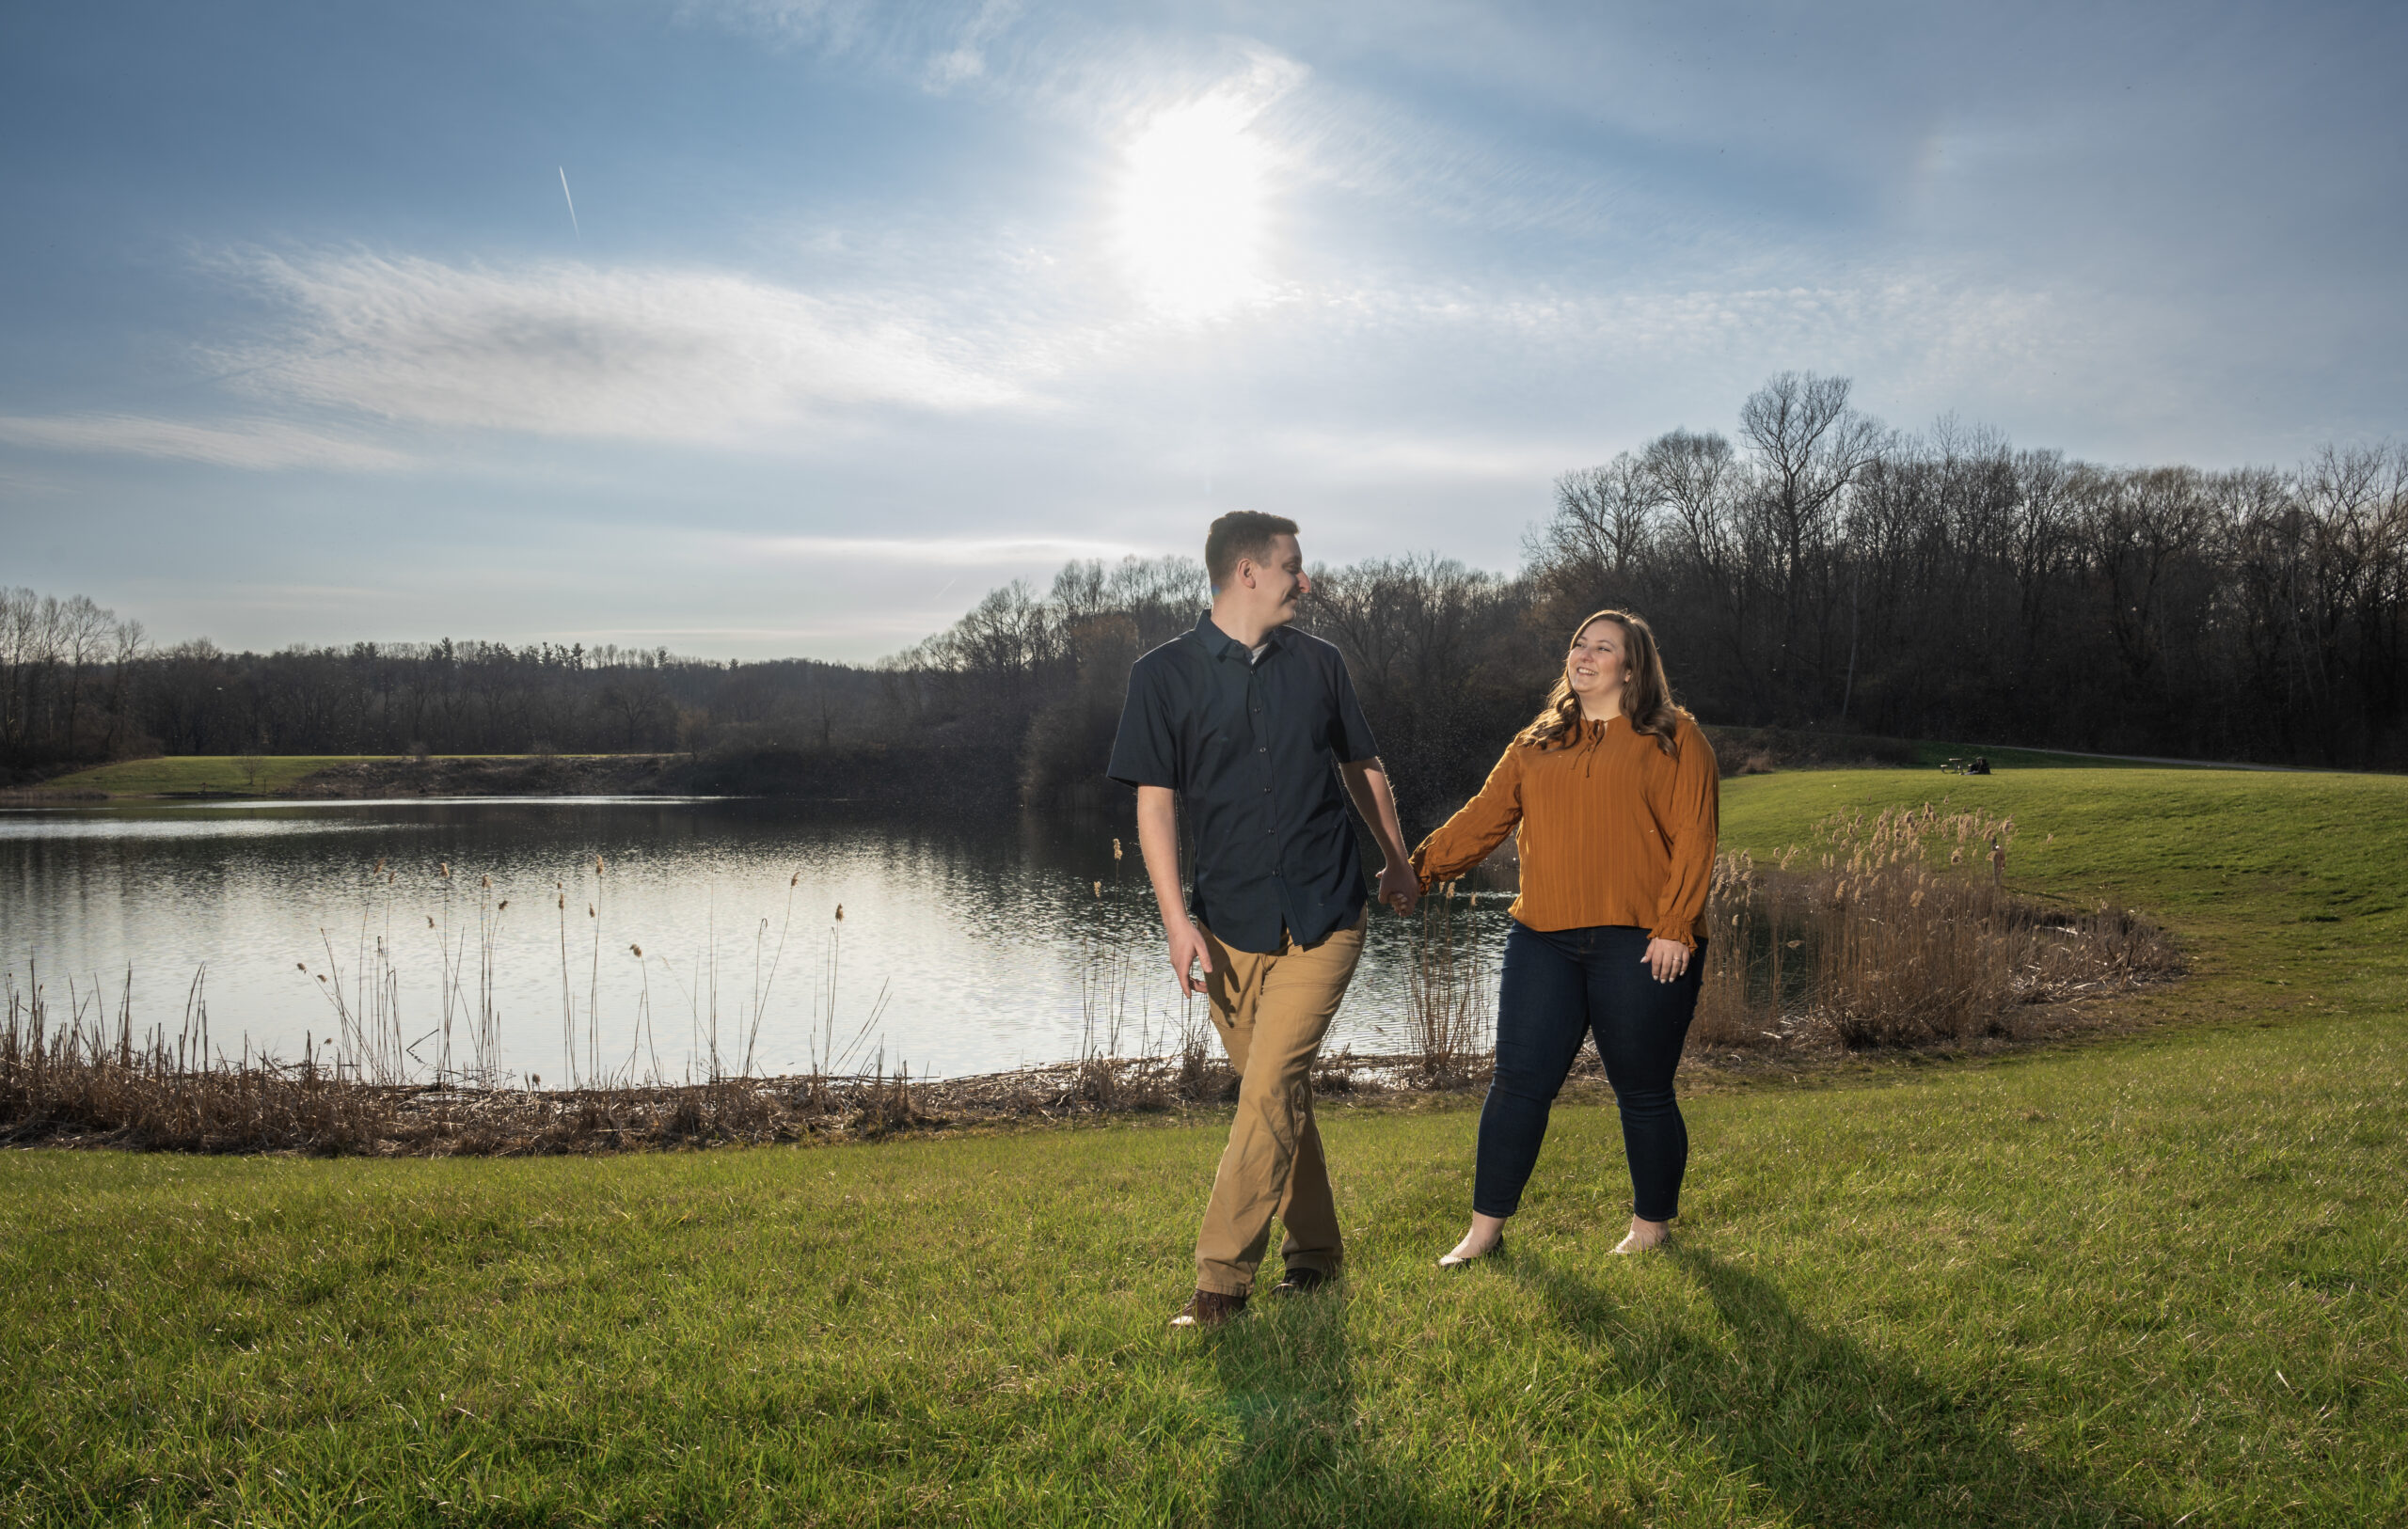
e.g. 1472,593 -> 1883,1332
1411,714 -> 1719,946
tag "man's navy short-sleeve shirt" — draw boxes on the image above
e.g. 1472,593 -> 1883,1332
1107,612 -> 1380,954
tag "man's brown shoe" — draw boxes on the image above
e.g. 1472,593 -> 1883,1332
1271,1268 -> 1333,1295
1168,1289 -> 1247,1329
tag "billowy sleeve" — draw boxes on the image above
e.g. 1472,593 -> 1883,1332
1410,745 -> 1524,889
1649,718 -> 1719,946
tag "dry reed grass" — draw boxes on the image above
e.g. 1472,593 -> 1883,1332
1693,804 -> 2180,1050
0,968 -> 1204,1155
1405,883 -> 1497,1086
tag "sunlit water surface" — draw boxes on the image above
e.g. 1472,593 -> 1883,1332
3,797 -> 1513,1083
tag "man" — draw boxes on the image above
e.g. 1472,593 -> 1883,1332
1107,510 -> 1419,1329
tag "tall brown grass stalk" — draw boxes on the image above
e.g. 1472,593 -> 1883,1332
1694,806 -> 2180,1049
1406,883 -> 1496,1086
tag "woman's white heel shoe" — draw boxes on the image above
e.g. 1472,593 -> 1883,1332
1437,1233 -> 1505,1269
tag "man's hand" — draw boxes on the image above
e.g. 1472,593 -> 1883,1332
1165,918 -> 1214,996
1339,759 -> 1419,919
1641,937 -> 1692,984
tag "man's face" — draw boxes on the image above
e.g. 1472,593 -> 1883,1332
1253,533 -> 1309,624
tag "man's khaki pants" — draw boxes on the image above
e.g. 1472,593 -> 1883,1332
1193,910 -> 1367,1297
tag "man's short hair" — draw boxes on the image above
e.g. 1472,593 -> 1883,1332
1204,511 -> 1300,591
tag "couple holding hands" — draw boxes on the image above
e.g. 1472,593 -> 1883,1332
1107,511 -> 1719,1330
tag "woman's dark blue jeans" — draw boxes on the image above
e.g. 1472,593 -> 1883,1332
1474,922 -> 1702,1224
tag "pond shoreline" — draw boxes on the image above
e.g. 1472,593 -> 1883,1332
3,976 -> 2179,1159
14,747 -> 1027,809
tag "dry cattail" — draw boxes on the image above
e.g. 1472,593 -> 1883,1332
558,894 -> 565,909
482,874 -> 492,889
295,962 -> 306,971
1092,881 -> 1102,898
438,861 -> 451,878
497,899 -> 508,910
588,904 -> 595,918
629,943 -> 643,957
790,870 -> 800,888
834,905 -> 845,922
595,856 -> 606,875
1112,838 -> 1123,860
426,916 -> 436,928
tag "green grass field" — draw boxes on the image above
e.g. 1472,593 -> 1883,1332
34,755 -> 375,796
34,755 -> 621,797
3,769 -> 2402,1525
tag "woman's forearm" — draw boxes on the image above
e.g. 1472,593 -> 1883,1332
1411,747 -> 1522,886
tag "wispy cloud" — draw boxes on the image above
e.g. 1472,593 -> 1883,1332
0,412 -> 407,470
216,250 -> 1027,445
735,533 -> 1143,564
923,0 -> 1021,90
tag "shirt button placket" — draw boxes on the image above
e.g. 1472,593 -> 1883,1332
1254,673 -> 1272,838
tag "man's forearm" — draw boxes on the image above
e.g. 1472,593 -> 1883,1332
1341,759 -> 1411,870
1134,784 -> 1189,930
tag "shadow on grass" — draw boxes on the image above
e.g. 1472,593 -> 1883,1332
1517,1250 -> 2142,1527
1205,1287 -> 1443,1528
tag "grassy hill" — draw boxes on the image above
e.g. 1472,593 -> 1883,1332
30,755 -> 629,797
32,754 -> 379,796
2,769 -> 2401,1525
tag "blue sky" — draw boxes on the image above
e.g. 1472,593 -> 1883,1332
4,1 -> 2401,660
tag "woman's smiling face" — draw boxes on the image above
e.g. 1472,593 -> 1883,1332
1566,618 -> 1631,713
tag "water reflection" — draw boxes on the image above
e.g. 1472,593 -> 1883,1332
2,797 -> 1513,1082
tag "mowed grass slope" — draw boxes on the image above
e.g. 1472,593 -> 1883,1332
36,756 -> 623,796
1721,766 -> 2408,1018
4,769 -> 2403,1526
36,756 -> 374,796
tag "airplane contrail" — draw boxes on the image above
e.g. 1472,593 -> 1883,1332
558,166 -> 579,236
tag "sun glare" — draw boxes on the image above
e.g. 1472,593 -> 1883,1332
1113,96 -> 1269,321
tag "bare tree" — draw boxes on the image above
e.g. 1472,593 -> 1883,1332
1737,371 -> 1885,714
1531,454 -> 1657,595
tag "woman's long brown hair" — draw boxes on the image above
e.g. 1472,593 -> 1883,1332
1515,608 -> 1685,757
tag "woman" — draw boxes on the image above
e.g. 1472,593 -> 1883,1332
1412,609 -> 1718,1264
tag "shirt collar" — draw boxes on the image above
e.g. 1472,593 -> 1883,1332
1195,611 -> 1290,663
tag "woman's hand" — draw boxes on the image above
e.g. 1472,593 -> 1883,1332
1641,937 -> 1691,984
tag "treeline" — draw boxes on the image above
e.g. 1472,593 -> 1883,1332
0,603 -> 886,780
8,372 -> 2404,815
1529,374 -> 2408,767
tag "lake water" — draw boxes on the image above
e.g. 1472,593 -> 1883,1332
1,797 -> 1514,1084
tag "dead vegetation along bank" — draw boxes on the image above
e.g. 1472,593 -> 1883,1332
0,1001 -> 1445,1157
6,826 -> 2178,1159
1691,803 -> 2181,1051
